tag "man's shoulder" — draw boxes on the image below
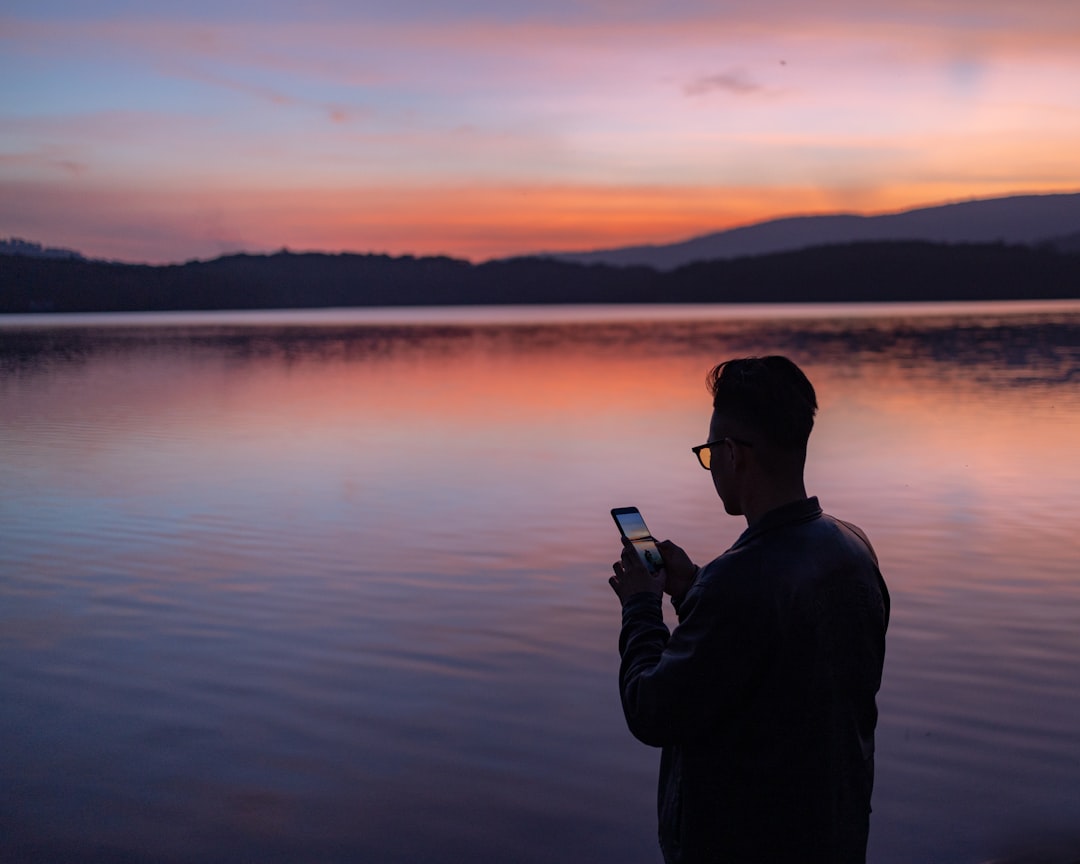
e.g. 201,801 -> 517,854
699,510 -> 879,583
827,515 -> 880,565
801,511 -> 881,570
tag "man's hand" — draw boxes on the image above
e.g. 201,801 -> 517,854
609,537 -> 665,605
656,540 -> 698,606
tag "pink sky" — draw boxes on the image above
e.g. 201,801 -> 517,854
2,1 -> 1079,262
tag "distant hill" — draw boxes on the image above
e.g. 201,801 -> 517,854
0,237 -> 85,261
547,193 -> 1080,270
2,241 -> 1078,314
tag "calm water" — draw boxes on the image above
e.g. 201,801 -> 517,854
2,302 -> 1079,864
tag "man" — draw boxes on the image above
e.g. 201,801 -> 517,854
610,355 -> 889,864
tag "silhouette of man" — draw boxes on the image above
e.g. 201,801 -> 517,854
610,356 -> 889,864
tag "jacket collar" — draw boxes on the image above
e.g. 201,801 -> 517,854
730,496 -> 822,551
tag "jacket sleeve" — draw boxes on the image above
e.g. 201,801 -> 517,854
618,569 -> 765,747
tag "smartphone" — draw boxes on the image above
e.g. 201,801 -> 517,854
611,507 -> 664,574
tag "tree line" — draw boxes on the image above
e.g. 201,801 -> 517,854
2,241 -> 1078,314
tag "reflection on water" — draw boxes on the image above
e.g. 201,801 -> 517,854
2,302 -> 1080,864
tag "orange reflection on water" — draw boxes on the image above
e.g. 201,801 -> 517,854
5,312 -> 1077,588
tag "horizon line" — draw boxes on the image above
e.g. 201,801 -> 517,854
4,187 -> 1079,267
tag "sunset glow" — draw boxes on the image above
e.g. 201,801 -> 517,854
2,1 -> 1079,263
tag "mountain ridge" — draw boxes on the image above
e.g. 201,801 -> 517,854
545,192 -> 1080,271
5,192 -> 1080,270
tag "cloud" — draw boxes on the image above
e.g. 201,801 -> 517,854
684,70 -> 762,96
0,151 -> 88,177
170,64 -> 297,107
3,3 -> 1079,264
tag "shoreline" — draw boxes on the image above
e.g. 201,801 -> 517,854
3,298 -> 1080,330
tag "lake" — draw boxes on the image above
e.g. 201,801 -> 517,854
2,301 -> 1079,864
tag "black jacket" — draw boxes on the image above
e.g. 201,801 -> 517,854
618,497 -> 889,864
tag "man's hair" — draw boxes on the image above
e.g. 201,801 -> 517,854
707,356 -> 817,452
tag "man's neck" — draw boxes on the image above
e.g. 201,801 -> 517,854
741,482 -> 808,526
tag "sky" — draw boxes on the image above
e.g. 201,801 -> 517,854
2,0 -> 1079,263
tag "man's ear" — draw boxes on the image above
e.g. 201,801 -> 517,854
728,438 -> 749,471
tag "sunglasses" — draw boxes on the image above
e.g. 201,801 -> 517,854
691,437 -> 754,469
